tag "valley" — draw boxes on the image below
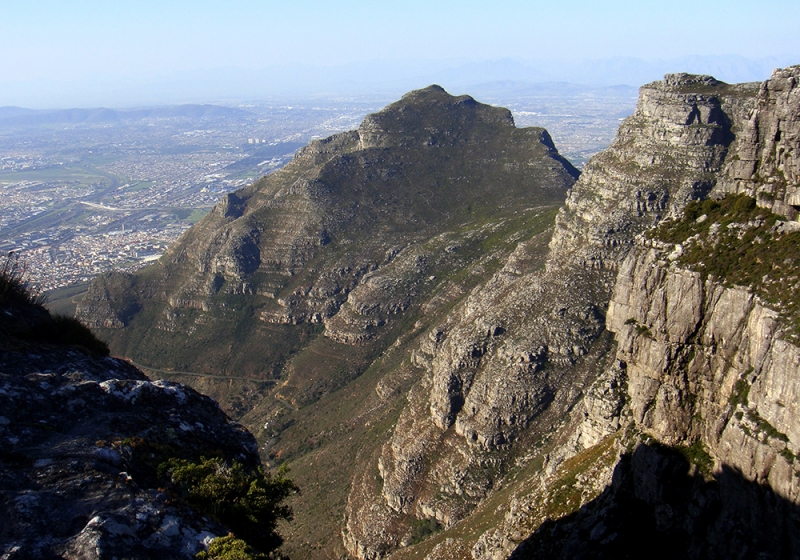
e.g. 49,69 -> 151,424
4,65 -> 799,559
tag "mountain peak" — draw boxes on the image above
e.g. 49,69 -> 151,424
358,85 -> 515,149
79,85 -> 577,395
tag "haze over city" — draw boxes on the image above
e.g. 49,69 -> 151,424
2,0 -> 799,303
2,0 -> 799,108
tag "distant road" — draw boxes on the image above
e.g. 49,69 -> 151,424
80,201 -> 121,211
127,359 -> 270,382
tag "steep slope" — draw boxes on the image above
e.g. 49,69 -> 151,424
341,73 -> 747,558
400,68 -> 800,560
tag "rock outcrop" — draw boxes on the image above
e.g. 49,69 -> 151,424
718,66 -> 800,218
462,67 -> 800,560
605,242 -> 800,499
0,296 -> 272,558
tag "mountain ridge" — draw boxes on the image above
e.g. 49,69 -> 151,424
77,69 -> 800,559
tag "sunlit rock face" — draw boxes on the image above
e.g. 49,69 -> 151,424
350,68 -> 800,560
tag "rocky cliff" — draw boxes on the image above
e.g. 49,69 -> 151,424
455,68 -> 800,560
0,280 -> 291,558
78,69 -> 800,559
344,68 -> 800,559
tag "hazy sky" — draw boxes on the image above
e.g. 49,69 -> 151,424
2,0 -> 799,107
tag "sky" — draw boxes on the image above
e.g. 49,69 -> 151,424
1,0 -> 799,108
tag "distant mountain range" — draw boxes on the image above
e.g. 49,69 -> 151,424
0,104 -> 250,126
1,54 -> 795,108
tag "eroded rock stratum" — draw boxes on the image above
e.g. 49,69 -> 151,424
346,68 -> 800,560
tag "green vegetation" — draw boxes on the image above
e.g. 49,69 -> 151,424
408,517 -> 443,545
196,535 -> 270,560
651,194 -> 800,338
676,440 -> 714,476
170,206 -> 212,222
544,436 -> 619,520
780,448 -> 796,463
187,207 -> 211,224
159,457 -> 298,555
729,378 -> 751,407
44,281 -> 90,317
112,436 -> 297,556
745,410 -> 789,443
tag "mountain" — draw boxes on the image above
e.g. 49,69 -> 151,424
77,85 -> 577,406
78,69 -> 800,560
0,104 -> 250,126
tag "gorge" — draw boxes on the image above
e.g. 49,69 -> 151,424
13,65 -> 800,559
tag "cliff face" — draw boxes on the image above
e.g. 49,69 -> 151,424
606,244 -> 800,498
717,66 -> 800,218
592,69 -> 800,511
78,69 -> 800,559
458,67 -> 800,560
342,72 -> 771,559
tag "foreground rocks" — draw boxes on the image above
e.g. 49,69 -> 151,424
0,310 -> 263,558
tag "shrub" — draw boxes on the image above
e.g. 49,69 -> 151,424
408,517 -> 442,545
676,440 -> 714,476
159,457 -> 298,555
728,378 -> 750,407
196,534 -> 269,560
0,252 -> 45,307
